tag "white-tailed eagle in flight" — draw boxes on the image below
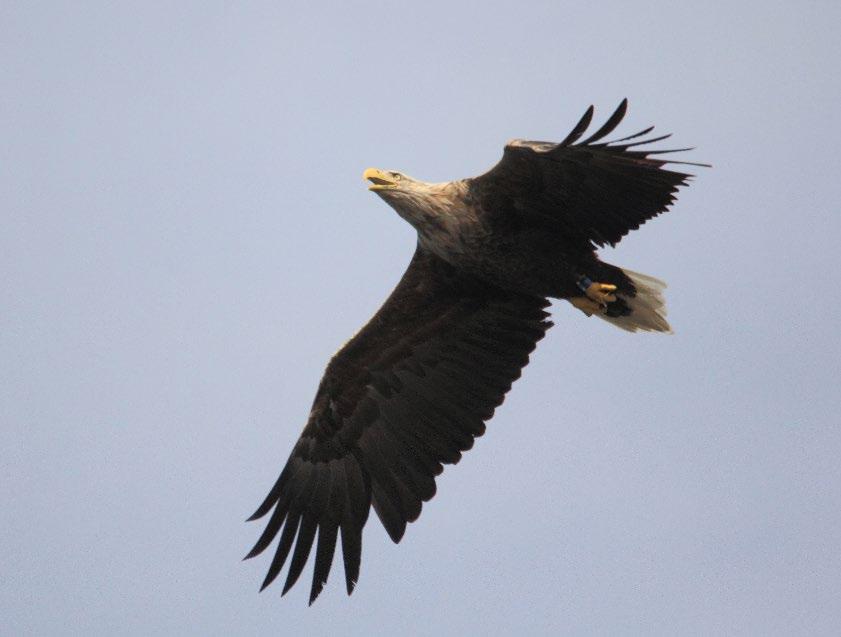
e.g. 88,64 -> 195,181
244,100 -> 705,603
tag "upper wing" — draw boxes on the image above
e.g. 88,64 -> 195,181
468,99 -> 707,248
245,246 -> 552,604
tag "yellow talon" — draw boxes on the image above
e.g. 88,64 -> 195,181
585,282 -> 617,305
570,281 -> 619,317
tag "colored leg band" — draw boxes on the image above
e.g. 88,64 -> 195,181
577,276 -> 593,293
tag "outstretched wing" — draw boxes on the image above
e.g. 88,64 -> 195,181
245,246 -> 552,604
468,99 -> 707,248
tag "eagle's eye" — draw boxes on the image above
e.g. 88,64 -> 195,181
391,172 -> 402,181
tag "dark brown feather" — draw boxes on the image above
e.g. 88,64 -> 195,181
579,98 -> 627,144
559,104 -> 594,146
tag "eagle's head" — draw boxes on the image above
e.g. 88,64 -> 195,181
363,167 -> 461,236
363,167 -> 420,193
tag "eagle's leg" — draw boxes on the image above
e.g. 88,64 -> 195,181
568,276 -> 618,316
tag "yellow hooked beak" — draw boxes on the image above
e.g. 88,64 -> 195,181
363,168 -> 398,191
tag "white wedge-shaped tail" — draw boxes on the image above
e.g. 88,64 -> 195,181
598,268 -> 672,333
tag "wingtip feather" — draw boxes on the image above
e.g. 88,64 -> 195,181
243,545 -> 261,561
259,572 -> 275,592
309,578 -> 327,605
560,104 -> 594,146
579,99 -> 628,145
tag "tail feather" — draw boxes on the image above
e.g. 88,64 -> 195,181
598,268 -> 672,333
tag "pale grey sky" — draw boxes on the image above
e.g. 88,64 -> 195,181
3,2 -> 841,635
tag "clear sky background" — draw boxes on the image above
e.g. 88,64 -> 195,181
3,2 -> 840,635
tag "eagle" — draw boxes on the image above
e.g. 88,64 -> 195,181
245,99 -> 704,603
